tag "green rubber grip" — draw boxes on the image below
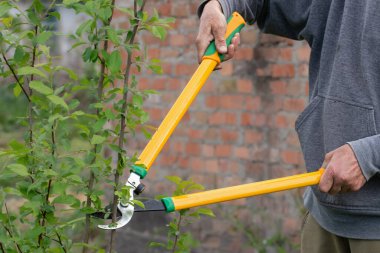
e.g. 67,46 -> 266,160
203,12 -> 246,63
161,197 -> 175,213
131,165 -> 148,179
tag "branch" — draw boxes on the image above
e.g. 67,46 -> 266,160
0,242 -> 6,253
109,0 -> 147,252
1,53 -> 31,102
83,0 -> 116,252
171,214 -> 183,253
55,232 -> 67,253
2,226 -> 22,253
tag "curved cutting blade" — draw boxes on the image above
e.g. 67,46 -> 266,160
98,203 -> 134,230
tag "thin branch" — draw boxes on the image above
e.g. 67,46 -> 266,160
1,53 -> 31,102
109,0 -> 146,252
3,226 -> 22,253
55,232 -> 67,253
171,214 -> 182,253
83,1 -> 117,252
38,122 -> 55,246
0,242 -> 6,253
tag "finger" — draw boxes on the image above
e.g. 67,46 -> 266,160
319,167 -> 334,193
212,21 -> 227,54
223,34 -> 240,61
329,182 -> 342,195
324,151 -> 334,164
196,32 -> 213,63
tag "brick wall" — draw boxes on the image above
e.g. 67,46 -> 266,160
114,1 -> 311,252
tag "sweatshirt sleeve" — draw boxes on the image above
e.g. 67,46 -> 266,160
198,0 -> 312,41
348,135 -> 380,180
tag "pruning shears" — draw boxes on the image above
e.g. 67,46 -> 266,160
93,12 -> 325,229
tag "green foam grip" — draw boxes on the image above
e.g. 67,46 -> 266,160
203,14 -> 245,62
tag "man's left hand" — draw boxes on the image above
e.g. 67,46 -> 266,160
319,144 -> 366,195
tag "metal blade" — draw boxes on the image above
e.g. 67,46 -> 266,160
134,199 -> 166,212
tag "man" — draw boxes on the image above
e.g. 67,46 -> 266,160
196,1 -> 380,252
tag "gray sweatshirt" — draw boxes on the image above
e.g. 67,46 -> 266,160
199,0 -> 380,239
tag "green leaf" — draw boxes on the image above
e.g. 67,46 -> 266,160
108,50 -> 122,74
47,95 -> 69,110
107,28 -> 120,45
0,2 -> 12,18
14,45 -> 25,63
53,195 -> 80,208
166,176 -> 182,185
13,84 -> 22,97
151,26 -> 167,40
149,242 -> 166,248
104,108 -> 116,120
36,31 -> 53,44
18,66 -> 47,78
196,208 -> 215,217
132,95 -> 143,107
7,164 -> 29,177
29,80 -> 53,95
66,175 -> 83,184
76,19 -> 93,36
90,135 -> 106,145
55,66 -> 78,80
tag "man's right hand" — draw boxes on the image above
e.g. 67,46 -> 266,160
196,0 -> 240,67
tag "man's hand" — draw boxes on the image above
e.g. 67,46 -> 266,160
319,144 -> 366,195
196,0 -> 240,67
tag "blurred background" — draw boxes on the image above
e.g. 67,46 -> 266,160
0,0 -> 311,252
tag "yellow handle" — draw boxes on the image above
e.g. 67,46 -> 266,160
135,59 -> 217,170
135,13 -> 246,171
170,169 -> 324,211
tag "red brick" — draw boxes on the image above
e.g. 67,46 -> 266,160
169,34 -> 189,47
220,129 -> 238,142
148,48 -> 160,58
220,62 -> 234,76
171,3 -> 189,17
208,112 -> 237,125
241,113 -> 267,126
237,79 -> 253,93
178,156 -> 189,168
190,111 -> 209,125
245,96 -> 261,111
215,144 -> 232,157
160,48 -> 180,58
256,47 -> 292,62
281,150 -> 302,164
234,146 -> 251,160
188,129 -> 205,139
274,114 -> 288,128
270,80 -> 287,95
284,98 -> 305,112
244,130 -> 263,144
205,96 -> 219,108
297,45 -> 311,62
201,144 -> 215,157
157,3 -> 171,16
235,47 -> 254,61
219,95 -> 246,110
175,63 -> 197,76
205,159 -> 219,173
271,64 -> 295,78
186,142 -> 201,156
298,63 -> 309,77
